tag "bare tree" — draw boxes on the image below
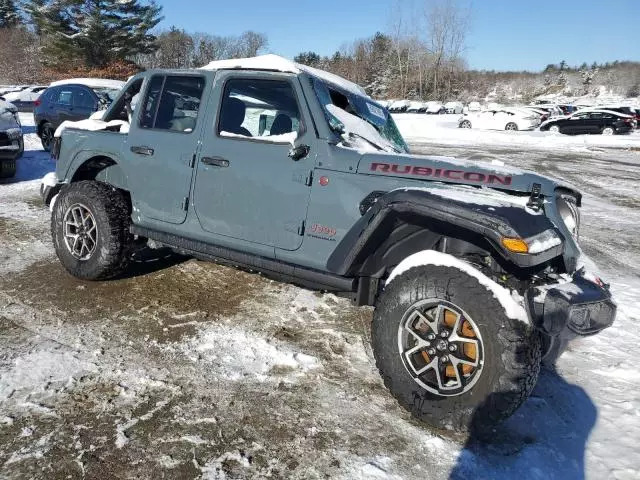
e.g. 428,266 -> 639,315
0,28 -> 42,83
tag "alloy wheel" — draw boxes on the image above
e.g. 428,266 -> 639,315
63,203 -> 98,260
397,299 -> 484,397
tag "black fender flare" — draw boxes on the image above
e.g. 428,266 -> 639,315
326,188 -> 564,278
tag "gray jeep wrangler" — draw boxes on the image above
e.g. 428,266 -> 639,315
41,57 -> 616,432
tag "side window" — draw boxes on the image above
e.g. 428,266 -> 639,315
589,112 -> 603,119
217,78 -> 302,139
56,88 -> 73,106
139,75 -> 205,133
72,88 -> 96,109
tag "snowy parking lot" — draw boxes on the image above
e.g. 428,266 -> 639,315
1,113 -> 639,479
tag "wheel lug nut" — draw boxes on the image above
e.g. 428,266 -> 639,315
440,330 -> 449,338
427,349 -> 436,356
449,344 -> 457,352
441,355 -> 449,363
427,333 -> 436,340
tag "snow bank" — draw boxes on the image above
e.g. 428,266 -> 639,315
386,250 -> 529,323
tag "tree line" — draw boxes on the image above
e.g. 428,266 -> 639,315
1,0 -> 638,100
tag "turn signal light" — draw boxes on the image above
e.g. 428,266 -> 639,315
501,237 -> 529,254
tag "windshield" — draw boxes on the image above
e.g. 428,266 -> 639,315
93,87 -> 122,104
311,77 -> 409,154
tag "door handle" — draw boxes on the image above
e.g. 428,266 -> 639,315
201,157 -> 229,167
130,146 -> 154,156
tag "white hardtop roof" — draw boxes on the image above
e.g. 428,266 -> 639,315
49,78 -> 126,90
200,54 -> 367,97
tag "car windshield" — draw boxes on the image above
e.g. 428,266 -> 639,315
311,77 -> 409,154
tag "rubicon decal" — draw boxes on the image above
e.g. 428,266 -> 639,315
370,163 -> 512,185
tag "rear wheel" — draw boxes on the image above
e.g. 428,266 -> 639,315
372,265 -> 541,432
40,122 -> 55,152
460,120 -> 472,129
52,181 -> 133,280
601,126 -> 614,135
505,122 -> 518,131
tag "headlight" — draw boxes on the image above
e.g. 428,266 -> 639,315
557,195 -> 580,239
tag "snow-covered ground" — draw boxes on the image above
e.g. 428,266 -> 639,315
0,113 -> 639,479
394,113 -> 640,152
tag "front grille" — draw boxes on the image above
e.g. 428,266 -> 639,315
0,132 -> 9,147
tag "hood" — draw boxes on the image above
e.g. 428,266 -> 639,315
0,99 -> 17,114
0,100 -> 20,131
356,151 -> 577,198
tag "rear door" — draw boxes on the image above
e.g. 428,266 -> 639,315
192,72 -> 314,251
124,74 -> 207,225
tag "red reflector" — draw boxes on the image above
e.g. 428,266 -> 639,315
34,99 -> 41,107
319,176 -> 329,186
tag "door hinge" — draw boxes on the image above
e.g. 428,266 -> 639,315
181,196 -> 189,211
298,220 -> 306,236
189,154 -> 196,168
305,170 -> 313,187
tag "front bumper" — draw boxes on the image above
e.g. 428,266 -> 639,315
525,271 -> 616,336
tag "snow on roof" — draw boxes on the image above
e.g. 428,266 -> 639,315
200,54 -> 367,97
49,78 -> 125,90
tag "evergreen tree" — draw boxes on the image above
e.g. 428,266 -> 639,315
26,0 -> 163,68
0,0 -> 21,27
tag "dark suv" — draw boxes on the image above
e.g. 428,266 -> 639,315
34,82 -> 122,151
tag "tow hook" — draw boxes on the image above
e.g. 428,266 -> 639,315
527,182 -> 543,211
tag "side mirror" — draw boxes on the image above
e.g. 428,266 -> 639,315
288,144 -> 310,161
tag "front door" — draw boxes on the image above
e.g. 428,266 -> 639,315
125,74 -> 208,225
193,72 -> 314,251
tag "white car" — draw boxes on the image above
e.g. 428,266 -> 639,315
444,101 -> 464,114
2,85 -> 48,111
406,101 -> 427,113
458,109 -> 539,131
388,100 -> 410,113
425,101 -> 445,114
467,101 -> 482,112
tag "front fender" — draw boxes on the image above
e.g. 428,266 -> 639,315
327,187 -> 564,276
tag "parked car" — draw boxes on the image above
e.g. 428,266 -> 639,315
0,99 -> 24,178
406,101 -> 427,113
388,100 -> 410,113
2,86 -> 48,112
458,109 -> 539,131
467,101 -> 481,112
34,78 -> 125,151
41,54 -> 616,433
444,101 -> 464,114
425,101 -> 446,114
582,106 -> 638,129
540,109 -> 635,135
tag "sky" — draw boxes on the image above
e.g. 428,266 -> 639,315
156,0 -> 640,72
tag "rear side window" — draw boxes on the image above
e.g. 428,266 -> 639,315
139,75 -> 205,133
55,89 -> 73,105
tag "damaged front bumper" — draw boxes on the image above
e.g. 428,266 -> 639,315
525,271 -> 616,337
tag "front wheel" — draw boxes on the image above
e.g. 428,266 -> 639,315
459,120 -> 472,129
549,125 -> 560,133
372,265 -> 541,432
505,122 -> 518,131
601,126 -> 614,135
52,181 -> 133,280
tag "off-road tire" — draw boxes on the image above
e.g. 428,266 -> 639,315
372,265 -> 541,432
52,181 -> 132,280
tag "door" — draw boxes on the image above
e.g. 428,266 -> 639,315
565,113 -> 589,134
125,74 -> 207,225
49,87 -> 75,128
69,86 -> 98,122
192,73 -> 314,251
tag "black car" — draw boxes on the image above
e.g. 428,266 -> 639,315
540,110 -> 634,135
596,107 -> 638,128
33,82 -> 122,151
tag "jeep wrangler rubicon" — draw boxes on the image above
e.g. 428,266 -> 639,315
41,54 -> 616,432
